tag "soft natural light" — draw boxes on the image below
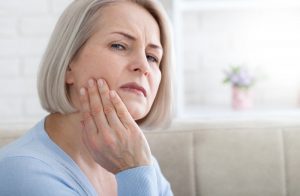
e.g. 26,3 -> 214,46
172,0 -> 300,119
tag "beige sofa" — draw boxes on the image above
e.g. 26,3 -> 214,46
1,120 -> 300,196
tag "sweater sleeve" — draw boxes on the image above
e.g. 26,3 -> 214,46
0,157 -> 80,196
116,157 -> 173,196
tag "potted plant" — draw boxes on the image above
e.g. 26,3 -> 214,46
223,65 -> 255,110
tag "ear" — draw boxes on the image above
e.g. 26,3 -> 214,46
65,63 -> 75,85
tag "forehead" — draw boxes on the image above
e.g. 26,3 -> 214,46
94,2 -> 161,44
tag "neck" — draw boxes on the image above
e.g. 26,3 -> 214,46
45,113 -> 117,195
45,112 -> 96,167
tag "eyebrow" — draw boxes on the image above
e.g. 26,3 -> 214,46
111,31 -> 163,51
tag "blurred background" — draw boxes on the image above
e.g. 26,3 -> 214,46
167,0 -> 300,121
1,0 -> 300,126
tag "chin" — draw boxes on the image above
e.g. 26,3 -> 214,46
118,92 -> 149,120
125,102 -> 148,120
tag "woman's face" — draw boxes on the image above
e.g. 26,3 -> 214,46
66,2 -> 163,120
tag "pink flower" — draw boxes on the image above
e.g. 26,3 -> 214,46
223,66 -> 255,89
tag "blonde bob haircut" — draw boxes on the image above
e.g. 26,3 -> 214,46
38,0 -> 173,130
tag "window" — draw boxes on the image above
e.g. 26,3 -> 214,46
167,0 -> 300,119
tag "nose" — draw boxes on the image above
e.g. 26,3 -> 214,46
129,52 -> 150,77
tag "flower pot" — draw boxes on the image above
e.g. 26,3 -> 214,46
231,86 -> 253,110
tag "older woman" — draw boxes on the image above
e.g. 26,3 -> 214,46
0,0 -> 173,195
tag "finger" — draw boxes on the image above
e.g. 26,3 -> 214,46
87,79 -> 109,131
97,79 -> 125,130
109,90 -> 138,130
79,87 -> 99,148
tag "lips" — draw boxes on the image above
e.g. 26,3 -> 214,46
120,82 -> 147,97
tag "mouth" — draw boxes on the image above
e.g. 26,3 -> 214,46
120,82 -> 147,97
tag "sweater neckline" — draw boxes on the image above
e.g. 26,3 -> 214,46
36,117 -> 97,196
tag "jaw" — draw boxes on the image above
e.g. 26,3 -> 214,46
120,98 -> 149,120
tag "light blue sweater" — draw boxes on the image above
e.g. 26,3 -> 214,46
0,118 -> 173,196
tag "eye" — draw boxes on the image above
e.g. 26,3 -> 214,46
111,43 -> 126,51
146,54 -> 159,64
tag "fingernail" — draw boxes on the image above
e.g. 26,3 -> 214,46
80,88 -> 85,95
88,79 -> 94,88
97,79 -> 103,87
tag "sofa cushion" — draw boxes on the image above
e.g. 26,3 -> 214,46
145,131 -> 195,196
283,127 -> 300,196
194,128 -> 286,196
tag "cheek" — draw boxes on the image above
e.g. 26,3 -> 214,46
71,49 -> 113,87
77,69 -> 91,84
73,64 -> 118,89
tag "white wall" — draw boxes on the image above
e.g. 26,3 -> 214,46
180,8 -> 300,112
2,0 -> 300,125
0,0 -> 72,124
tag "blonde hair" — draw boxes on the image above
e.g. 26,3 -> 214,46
37,0 -> 173,129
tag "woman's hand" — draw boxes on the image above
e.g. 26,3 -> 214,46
79,78 -> 152,174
